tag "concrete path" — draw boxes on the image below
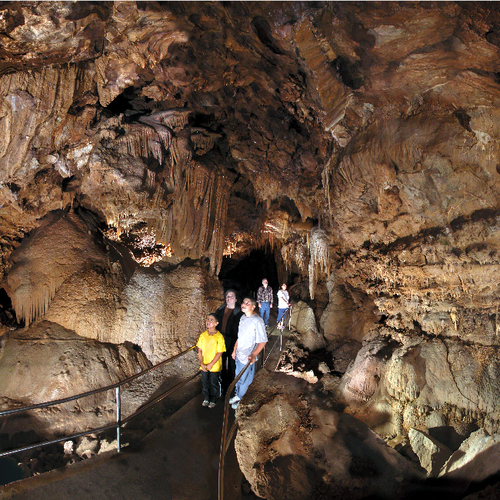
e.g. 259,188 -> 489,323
0,390 -> 245,500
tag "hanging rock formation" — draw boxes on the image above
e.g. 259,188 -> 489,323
2,1 -> 500,497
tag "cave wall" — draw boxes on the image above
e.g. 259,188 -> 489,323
2,1 -> 500,494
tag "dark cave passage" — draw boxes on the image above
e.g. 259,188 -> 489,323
218,248 -> 279,302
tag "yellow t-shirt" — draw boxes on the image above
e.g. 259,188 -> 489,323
196,330 -> 226,372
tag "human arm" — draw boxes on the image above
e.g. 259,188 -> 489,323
248,342 -> 266,364
232,340 -> 238,359
206,351 -> 223,371
256,286 -> 263,304
198,348 -> 208,372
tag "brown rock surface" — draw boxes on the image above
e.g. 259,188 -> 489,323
2,1 -> 500,496
235,370 -> 424,500
0,320 -> 151,437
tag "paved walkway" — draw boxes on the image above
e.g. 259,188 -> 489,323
0,329 -> 287,500
1,392 -> 240,500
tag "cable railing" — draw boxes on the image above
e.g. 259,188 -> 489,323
217,306 -> 291,500
0,344 -> 199,459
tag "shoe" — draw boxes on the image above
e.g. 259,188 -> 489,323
202,400 -> 209,407
229,395 -> 240,405
231,401 -> 240,410
208,402 -> 216,409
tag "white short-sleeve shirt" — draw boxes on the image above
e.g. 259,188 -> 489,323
236,313 -> 267,364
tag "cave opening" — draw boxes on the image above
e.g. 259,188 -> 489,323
218,248 -> 279,303
0,287 -> 19,327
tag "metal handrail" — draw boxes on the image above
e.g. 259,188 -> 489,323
217,306 -> 291,500
0,344 -> 198,459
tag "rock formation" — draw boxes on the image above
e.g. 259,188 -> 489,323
1,1 -> 500,497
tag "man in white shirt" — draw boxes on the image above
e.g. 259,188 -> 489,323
230,297 -> 267,409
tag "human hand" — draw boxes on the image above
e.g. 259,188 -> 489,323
248,353 -> 257,364
232,350 -> 236,360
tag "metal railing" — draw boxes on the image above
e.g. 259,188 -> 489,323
0,345 -> 199,459
217,306 -> 291,500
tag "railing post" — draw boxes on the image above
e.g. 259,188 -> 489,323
116,386 -> 121,453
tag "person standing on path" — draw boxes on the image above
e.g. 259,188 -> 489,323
196,314 -> 226,408
214,289 -> 243,392
277,283 -> 290,323
229,297 -> 267,409
256,278 -> 273,327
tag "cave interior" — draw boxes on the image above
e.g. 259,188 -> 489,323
2,1 -> 500,498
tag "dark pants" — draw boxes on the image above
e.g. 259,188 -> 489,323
201,371 -> 221,403
221,338 -> 236,393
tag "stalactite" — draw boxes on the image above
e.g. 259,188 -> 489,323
208,172 -> 231,274
308,226 -> 330,300
6,212 -> 108,325
281,237 -> 309,274
117,124 -> 158,158
153,109 -> 191,132
190,128 -> 221,156
116,124 -> 171,165
170,136 -> 192,166
145,169 -> 156,191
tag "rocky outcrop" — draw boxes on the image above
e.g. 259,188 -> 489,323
2,207 -> 222,363
235,370 -> 425,500
336,332 -> 500,443
0,321 -> 152,438
439,429 -> 500,484
408,428 -> 452,477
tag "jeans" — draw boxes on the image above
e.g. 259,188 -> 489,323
277,308 -> 287,323
235,358 -> 256,399
201,371 -> 221,403
260,301 -> 270,326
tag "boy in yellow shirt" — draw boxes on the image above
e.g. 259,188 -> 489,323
196,314 -> 226,408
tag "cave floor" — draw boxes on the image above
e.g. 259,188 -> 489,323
0,330 -> 287,500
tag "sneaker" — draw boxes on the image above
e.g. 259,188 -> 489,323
231,401 -> 240,410
202,400 -> 209,407
208,402 -> 216,409
229,395 -> 240,405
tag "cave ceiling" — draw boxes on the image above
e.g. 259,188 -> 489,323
1,1 -> 500,309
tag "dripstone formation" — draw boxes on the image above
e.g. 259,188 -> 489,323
2,2 -> 500,498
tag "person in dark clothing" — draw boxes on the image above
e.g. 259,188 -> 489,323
214,289 -> 243,392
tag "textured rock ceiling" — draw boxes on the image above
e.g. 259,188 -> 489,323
5,2 -> 500,494
1,1 -> 500,312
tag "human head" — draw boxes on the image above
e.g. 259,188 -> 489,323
241,297 -> 257,316
262,279 -> 268,287
224,289 -> 237,309
206,314 -> 219,329
281,284 -> 287,290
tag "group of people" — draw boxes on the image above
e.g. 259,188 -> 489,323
195,279 -> 290,410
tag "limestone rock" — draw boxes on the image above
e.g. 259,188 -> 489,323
319,283 -> 376,343
439,429 -> 500,484
408,428 -> 452,477
0,321 -> 151,438
4,210 -> 110,326
289,300 -> 326,351
235,370 -> 424,500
